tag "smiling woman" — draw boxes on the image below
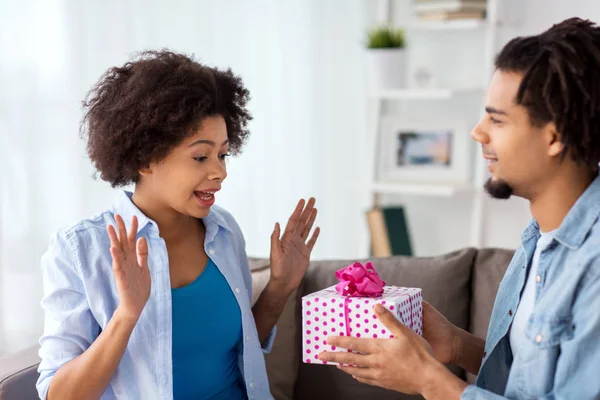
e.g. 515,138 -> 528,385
35,50 -> 320,400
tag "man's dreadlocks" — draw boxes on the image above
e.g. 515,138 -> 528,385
495,17 -> 600,168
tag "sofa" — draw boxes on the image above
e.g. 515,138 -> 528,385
0,247 -> 514,400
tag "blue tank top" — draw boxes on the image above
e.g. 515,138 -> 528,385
171,258 -> 246,399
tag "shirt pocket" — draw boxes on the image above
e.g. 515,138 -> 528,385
519,315 -> 573,397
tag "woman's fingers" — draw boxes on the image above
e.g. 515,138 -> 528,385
136,237 -> 149,270
302,208 -> 318,240
107,224 -> 120,250
307,226 -> 321,252
284,199 -> 305,234
295,198 -> 316,235
114,214 -> 129,256
109,245 -> 124,272
128,216 -> 138,248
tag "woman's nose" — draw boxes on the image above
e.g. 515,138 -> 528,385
208,158 -> 227,181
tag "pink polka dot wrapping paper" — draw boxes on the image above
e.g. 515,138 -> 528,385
301,285 -> 423,365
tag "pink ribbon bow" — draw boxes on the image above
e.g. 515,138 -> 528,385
335,261 -> 385,297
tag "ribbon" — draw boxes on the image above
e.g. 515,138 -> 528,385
335,262 -> 385,337
335,261 -> 385,297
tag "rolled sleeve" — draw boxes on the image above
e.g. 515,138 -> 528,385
36,231 -> 99,399
261,325 -> 277,354
461,385 -> 507,400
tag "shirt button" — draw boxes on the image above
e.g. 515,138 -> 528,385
508,309 -> 513,316
536,334 -> 543,343
208,248 -> 215,255
245,336 -> 250,342
249,382 -> 255,389
536,274 -> 542,283
483,351 -> 487,358
235,288 -> 241,294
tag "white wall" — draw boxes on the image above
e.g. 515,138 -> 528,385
0,0 -> 369,356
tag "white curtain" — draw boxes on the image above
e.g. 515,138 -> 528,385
0,0 -> 369,355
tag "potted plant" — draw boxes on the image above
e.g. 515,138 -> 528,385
365,26 -> 407,91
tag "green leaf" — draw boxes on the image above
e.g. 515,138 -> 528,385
366,26 -> 406,49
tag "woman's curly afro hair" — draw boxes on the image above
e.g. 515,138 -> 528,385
80,49 -> 252,187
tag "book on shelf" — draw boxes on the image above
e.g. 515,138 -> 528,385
414,0 -> 487,13
366,206 -> 413,257
417,10 -> 485,20
413,0 -> 485,3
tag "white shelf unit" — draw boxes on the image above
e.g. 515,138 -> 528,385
370,182 -> 475,197
369,87 -> 484,100
409,18 -> 487,31
366,0 -> 500,251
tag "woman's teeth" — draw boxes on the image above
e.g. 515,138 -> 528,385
198,192 -> 213,200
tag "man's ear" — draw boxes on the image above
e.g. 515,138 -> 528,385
545,122 -> 564,157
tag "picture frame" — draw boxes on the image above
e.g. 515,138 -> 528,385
377,116 -> 471,184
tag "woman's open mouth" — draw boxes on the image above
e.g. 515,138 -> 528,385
194,190 -> 217,207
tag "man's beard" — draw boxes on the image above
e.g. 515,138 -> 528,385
484,177 -> 513,199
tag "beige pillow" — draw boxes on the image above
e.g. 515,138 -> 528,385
250,264 -> 271,306
250,260 -> 301,400
466,247 -> 513,383
263,288 -> 302,400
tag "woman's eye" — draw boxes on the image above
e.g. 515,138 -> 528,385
193,156 -> 207,162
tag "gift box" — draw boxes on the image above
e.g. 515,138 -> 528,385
301,261 -> 422,365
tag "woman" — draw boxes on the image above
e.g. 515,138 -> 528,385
36,50 -> 319,400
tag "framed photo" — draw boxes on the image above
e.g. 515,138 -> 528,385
377,117 -> 471,184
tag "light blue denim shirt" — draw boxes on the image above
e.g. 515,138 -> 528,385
462,173 -> 600,399
37,191 -> 275,400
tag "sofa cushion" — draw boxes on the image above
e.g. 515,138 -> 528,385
250,260 -> 271,306
293,248 -> 477,400
263,287 -> 303,400
469,248 -> 514,339
0,345 -> 40,400
466,248 -> 514,383
250,260 -> 302,400
248,257 -> 270,273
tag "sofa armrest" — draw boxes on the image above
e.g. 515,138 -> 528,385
0,345 -> 41,400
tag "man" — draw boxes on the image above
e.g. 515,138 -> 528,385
319,17 -> 600,399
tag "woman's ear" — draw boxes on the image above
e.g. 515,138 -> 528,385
138,165 -> 152,177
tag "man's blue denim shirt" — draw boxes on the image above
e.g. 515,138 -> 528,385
463,173 -> 600,399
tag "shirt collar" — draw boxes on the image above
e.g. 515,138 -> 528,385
521,172 -> 600,249
111,190 -> 233,237
553,172 -> 600,249
111,191 -> 156,235
203,205 -> 232,244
